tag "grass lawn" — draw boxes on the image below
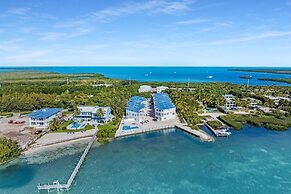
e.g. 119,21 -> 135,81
207,120 -> 223,129
51,120 -> 95,133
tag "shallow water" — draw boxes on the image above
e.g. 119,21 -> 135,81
1,126 -> 291,194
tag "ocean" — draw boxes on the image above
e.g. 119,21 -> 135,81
1,126 -> 291,194
1,66 -> 291,86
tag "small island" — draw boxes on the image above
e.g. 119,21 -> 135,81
229,68 -> 291,75
258,78 -> 291,84
239,75 -> 252,79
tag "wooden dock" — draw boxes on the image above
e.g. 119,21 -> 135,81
204,122 -> 231,137
37,130 -> 98,192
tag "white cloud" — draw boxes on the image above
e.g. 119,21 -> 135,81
92,0 -> 195,21
4,50 -> 50,61
176,19 -> 210,25
40,32 -> 65,41
39,28 -> 92,41
211,31 -> 291,45
8,8 -> 31,16
55,20 -> 88,28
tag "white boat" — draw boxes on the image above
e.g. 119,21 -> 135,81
208,76 -> 213,79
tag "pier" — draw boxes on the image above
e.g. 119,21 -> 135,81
37,130 -> 98,192
175,124 -> 214,142
204,122 -> 231,137
115,120 -> 214,142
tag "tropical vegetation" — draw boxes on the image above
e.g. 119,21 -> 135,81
0,137 -> 21,164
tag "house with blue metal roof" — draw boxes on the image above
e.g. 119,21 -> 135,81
28,108 -> 62,128
126,96 -> 148,122
76,106 -> 111,124
152,93 -> 176,121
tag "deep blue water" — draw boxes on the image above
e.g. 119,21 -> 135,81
1,66 -> 291,86
1,126 -> 291,194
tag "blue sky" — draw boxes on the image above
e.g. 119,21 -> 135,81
1,0 -> 291,66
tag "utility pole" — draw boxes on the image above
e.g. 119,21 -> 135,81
246,75 -> 251,90
187,77 -> 190,91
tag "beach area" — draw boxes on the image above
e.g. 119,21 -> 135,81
23,129 -> 97,155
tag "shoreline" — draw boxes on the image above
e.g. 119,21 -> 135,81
23,129 -> 97,155
24,136 -> 91,155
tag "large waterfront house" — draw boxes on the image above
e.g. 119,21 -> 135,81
138,85 -> 153,93
156,86 -> 169,93
138,85 -> 169,93
28,108 -> 62,128
76,106 -> 111,124
223,94 -> 236,109
152,93 -> 176,121
126,96 -> 148,122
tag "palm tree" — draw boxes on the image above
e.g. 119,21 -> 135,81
73,106 -> 81,117
49,118 -> 59,131
96,108 -> 105,122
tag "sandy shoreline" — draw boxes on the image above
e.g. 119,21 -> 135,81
24,129 -> 97,155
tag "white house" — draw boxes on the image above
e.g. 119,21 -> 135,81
77,106 -> 111,123
138,85 -> 153,93
156,86 -> 169,93
126,96 -> 148,122
223,94 -> 236,109
153,93 -> 176,121
28,108 -> 62,128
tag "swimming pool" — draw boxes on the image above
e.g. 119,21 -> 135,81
71,122 -> 81,129
122,125 -> 139,131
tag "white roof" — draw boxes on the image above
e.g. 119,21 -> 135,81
139,85 -> 152,89
157,86 -> 168,89
78,106 -> 109,113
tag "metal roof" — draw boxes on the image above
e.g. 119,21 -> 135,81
126,96 -> 147,112
153,93 -> 175,110
29,108 -> 62,119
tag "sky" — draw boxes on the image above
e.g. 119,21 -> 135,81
1,0 -> 291,67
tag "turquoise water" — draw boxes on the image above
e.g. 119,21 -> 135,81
1,66 -> 291,86
1,126 -> 291,194
71,122 -> 81,129
122,125 -> 139,131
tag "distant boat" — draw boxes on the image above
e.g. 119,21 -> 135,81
208,76 -> 213,79
174,72 -> 177,74
145,74 -> 149,77
240,75 -> 252,79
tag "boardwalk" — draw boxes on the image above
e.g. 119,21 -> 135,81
115,119 -> 214,142
37,130 -> 98,192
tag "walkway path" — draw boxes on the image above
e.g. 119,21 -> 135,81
37,130 -> 97,191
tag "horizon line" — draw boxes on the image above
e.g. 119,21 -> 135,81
1,65 -> 291,68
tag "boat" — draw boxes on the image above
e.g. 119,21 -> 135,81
240,75 -> 252,79
208,76 -> 213,79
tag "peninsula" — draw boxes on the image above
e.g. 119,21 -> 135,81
0,70 -> 290,166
